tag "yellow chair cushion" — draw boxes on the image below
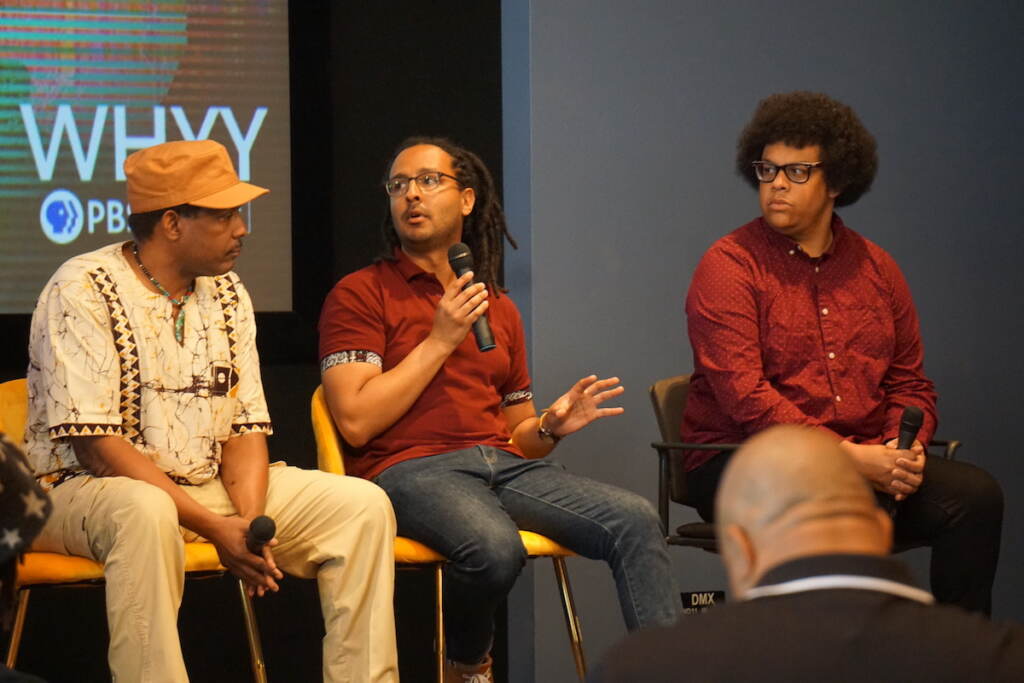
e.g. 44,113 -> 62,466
16,553 -> 103,586
519,530 -> 574,558
18,543 -> 225,587
393,537 -> 445,564
391,532 -> 574,566
0,378 -> 28,449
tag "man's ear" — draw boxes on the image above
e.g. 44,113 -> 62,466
720,523 -> 758,599
461,187 -> 476,217
159,209 -> 182,241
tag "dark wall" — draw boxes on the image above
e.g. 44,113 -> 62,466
326,4 -> 504,283
504,1 -> 1024,679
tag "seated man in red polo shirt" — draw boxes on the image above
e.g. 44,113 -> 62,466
681,91 -> 1003,614
318,137 -> 680,682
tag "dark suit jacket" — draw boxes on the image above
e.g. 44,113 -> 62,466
591,554 -> 1024,683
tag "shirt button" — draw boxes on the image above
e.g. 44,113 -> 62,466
835,395 -> 842,402
828,352 -> 836,359
815,266 -> 820,273
822,307 -> 829,315
788,250 -> 795,255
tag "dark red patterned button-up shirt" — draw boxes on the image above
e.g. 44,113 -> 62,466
682,215 -> 937,471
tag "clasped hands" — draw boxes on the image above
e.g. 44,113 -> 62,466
842,438 -> 926,501
209,516 -> 283,597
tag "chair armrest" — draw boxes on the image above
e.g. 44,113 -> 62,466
928,438 -> 961,460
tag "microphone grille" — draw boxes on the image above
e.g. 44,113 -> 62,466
447,242 -> 474,271
900,405 -> 924,428
250,515 -> 276,543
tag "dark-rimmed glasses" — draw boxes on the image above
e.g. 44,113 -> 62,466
384,171 -> 461,197
752,161 -> 823,184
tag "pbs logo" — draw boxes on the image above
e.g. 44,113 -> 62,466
40,189 -> 84,245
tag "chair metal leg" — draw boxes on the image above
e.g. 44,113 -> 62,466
5,588 -> 29,669
551,557 -> 586,681
657,449 -> 671,537
236,579 -> 268,683
434,563 -> 445,683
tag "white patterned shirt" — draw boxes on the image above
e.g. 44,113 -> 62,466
26,241 -> 272,489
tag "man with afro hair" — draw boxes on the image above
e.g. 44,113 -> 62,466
679,91 -> 1003,614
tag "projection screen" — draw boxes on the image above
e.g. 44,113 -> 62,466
0,0 -> 292,313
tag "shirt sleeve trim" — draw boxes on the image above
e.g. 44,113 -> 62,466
501,389 -> 533,408
231,422 -> 273,436
48,423 -> 124,440
320,350 -> 383,374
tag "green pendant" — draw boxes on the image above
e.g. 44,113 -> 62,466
174,308 -> 186,343
132,242 -> 193,345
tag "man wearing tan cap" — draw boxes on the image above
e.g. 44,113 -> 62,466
25,140 -> 399,682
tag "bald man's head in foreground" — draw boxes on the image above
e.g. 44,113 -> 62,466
716,425 -> 894,599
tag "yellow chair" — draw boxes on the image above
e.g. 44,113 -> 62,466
311,385 -> 587,682
0,378 -> 268,682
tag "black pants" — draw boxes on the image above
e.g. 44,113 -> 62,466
688,453 -> 1004,615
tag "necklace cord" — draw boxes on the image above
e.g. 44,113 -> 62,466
131,242 -> 194,343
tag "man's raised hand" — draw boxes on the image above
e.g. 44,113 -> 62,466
542,375 -> 625,439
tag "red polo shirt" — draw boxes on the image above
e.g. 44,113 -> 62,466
682,215 -> 937,471
318,249 -> 532,480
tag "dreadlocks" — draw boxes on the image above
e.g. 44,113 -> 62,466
380,136 -> 517,293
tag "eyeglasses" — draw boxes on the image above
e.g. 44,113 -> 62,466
752,161 -> 823,184
384,171 -> 461,197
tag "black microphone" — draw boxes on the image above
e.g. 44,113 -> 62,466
882,405 -> 926,519
447,242 -> 495,352
896,405 -> 924,450
245,515 -> 276,555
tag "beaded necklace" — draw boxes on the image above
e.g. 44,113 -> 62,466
132,243 -> 194,344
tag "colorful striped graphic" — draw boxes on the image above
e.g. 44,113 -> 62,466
0,1 -> 292,313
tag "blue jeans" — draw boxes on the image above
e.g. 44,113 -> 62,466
373,446 -> 680,664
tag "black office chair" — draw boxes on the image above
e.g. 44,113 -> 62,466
648,374 -> 961,552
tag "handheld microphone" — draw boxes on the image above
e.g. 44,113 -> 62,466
245,515 -> 276,555
447,242 -> 496,352
896,405 -> 924,450
883,405 -> 925,518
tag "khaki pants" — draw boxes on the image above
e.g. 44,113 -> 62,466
34,464 -> 398,682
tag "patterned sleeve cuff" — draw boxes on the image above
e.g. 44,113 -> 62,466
321,350 -> 383,374
231,422 -> 273,436
48,423 -> 124,440
501,389 -> 533,407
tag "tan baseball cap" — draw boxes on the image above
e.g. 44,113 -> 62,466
124,139 -> 269,213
